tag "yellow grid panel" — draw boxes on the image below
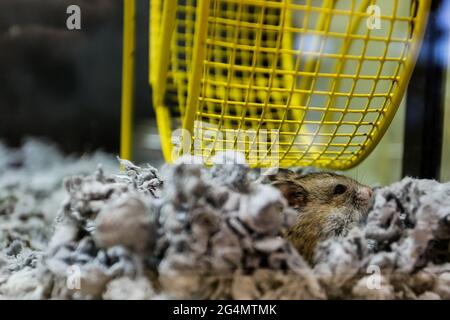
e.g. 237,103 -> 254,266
147,0 -> 430,169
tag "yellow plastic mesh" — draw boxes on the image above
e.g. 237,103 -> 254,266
149,0 -> 430,169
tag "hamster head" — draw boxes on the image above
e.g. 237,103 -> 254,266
269,170 -> 373,264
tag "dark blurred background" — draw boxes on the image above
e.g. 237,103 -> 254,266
0,0 -> 152,154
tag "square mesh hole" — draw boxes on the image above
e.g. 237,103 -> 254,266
369,97 -> 387,110
350,135 -> 367,145
365,40 -> 387,57
314,77 -> 333,91
360,60 -> 381,76
348,39 -> 365,56
362,112 -> 379,124
333,96 -> 349,109
331,135 -> 351,145
304,110 -> 324,122
356,124 -> 372,135
336,78 -> 354,94
343,59 -> 359,76
342,113 -> 363,123
355,79 -> 375,95
392,20 -> 410,40
348,97 -> 369,111
375,80 -> 393,94
387,42 -> 406,58
336,124 -> 356,136
319,57 -> 339,74
380,60 -> 400,76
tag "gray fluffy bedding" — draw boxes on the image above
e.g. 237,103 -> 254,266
0,140 -> 449,299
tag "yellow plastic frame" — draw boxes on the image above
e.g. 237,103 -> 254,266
122,0 -> 430,169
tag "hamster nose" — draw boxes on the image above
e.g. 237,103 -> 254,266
359,187 -> 373,201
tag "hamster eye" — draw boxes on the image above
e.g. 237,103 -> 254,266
294,191 -> 305,199
333,184 -> 347,195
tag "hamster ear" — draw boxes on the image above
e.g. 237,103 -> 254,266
272,181 -> 308,209
266,168 -> 296,182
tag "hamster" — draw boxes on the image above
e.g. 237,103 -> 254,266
269,170 -> 373,264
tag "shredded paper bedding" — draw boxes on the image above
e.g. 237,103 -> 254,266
0,140 -> 449,299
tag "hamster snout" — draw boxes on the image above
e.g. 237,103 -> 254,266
358,187 -> 373,202
355,186 -> 373,211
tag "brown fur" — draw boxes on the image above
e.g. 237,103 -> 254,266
269,170 -> 373,264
